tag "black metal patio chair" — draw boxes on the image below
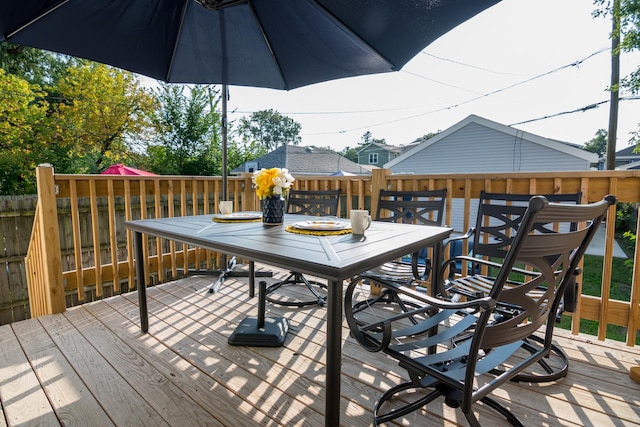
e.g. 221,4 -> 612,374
345,195 -> 615,426
264,189 -> 340,307
348,189 -> 447,322
441,191 -> 583,382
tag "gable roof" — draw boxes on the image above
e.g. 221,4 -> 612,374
231,145 -> 371,175
617,160 -> 640,170
356,142 -> 403,155
616,144 -> 640,159
385,114 -> 597,169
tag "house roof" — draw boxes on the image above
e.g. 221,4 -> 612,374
385,114 -> 598,169
615,144 -> 640,159
617,160 -> 640,170
356,142 -> 404,155
231,145 -> 371,175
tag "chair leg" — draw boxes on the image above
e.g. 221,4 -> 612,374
265,272 -> 327,307
510,336 -> 569,383
474,396 -> 524,427
373,382 -> 441,426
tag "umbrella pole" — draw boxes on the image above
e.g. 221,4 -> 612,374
221,84 -> 228,201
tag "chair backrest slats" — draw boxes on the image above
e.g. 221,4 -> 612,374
472,191 -> 582,262
376,189 -> 447,227
480,195 -> 614,349
286,189 -> 340,216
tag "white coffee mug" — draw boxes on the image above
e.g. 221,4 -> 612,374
350,210 -> 371,235
219,201 -> 233,215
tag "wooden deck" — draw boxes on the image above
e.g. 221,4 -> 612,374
1,269 -> 639,427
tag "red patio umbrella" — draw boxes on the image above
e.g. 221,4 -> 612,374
100,164 -> 157,176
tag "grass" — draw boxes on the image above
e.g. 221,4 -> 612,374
557,234 -> 639,345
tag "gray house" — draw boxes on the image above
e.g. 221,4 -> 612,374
385,115 -> 598,173
231,145 -> 371,176
614,145 -> 640,170
356,142 -> 405,167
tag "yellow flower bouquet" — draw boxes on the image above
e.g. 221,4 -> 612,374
252,167 -> 295,199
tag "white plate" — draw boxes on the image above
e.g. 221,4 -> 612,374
292,220 -> 351,231
213,212 -> 262,220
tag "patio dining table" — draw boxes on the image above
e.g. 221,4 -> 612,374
125,213 -> 452,426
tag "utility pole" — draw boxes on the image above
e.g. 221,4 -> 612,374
606,0 -> 621,170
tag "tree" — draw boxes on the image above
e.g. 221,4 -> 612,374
360,131 -> 386,145
237,108 -> 301,153
584,129 -> 608,157
147,84 -> 221,176
49,62 -> 156,173
0,43 -> 69,87
0,69 -> 50,194
340,146 -> 359,162
594,0 -> 640,163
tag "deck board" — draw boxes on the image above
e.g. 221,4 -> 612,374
1,270 -> 639,426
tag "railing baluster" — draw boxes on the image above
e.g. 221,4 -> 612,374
22,166 -> 640,347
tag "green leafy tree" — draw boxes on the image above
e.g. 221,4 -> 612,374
595,0 -> 640,93
341,146 -> 359,162
147,84 -> 221,176
49,62 -> 156,173
0,43 -> 68,86
584,129 -> 608,157
237,108 -> 301,153
0,69 -> 50,194
594,1 -> 640,148
360,131 -> 386,145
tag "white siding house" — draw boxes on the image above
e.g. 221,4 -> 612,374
385,115 -> 597,173
384,115 -> 598,233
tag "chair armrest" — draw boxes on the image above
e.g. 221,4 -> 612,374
442,255 -> 544,282
360,274 -> 495,312
442,228 -> 474,255
350,277 -> 495,352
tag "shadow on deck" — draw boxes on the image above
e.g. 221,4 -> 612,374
1,270 -> 639,426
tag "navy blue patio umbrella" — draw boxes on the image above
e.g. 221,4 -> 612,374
1,2 -> 503,423
0,0 -> 500,197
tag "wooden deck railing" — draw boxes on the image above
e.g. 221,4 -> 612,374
25,165 -> 640,347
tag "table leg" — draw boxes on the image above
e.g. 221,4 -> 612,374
249,261 -> 255,297
325,279 -> 342,426
134,231 -> 148,333
431,241 -> 444,296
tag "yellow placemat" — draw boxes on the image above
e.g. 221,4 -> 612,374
212,217 -> 262,223
285,225 -> 352,236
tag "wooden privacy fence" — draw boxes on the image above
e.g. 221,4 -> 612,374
20,165 -> 640,347
0,195 -> 35,324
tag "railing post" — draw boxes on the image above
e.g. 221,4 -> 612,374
370,168 -> 390,217
26,164 -> 65,317
241,173 -> 256,211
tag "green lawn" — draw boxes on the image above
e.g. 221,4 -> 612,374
557,237 -> 639,344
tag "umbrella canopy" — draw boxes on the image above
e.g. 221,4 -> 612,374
100,164 -> 157,176
1,0 -> 501,90
1,0 -> 501,198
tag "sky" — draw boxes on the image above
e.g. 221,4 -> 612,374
218,0 -> 640,153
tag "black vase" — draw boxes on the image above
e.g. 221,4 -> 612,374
262,195 -> 285,225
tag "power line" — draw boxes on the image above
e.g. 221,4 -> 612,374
509,96 -> 640,126
300,47 -> 613,137
420,52 -> 533,76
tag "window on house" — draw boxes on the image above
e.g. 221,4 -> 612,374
368,153 -> 378,164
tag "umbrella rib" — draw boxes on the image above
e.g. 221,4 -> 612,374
166,0 -> 192,82
311,1 -> 395,71
5,0 -> 71,39
247,2 -> 289,89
